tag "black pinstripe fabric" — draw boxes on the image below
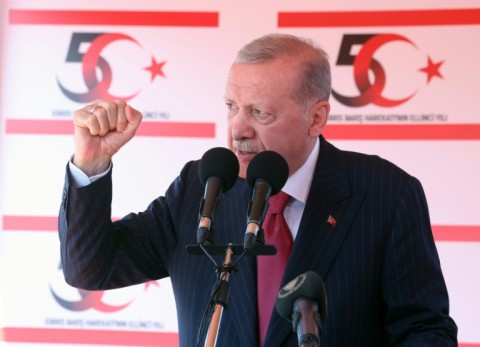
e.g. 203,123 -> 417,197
58,136 -> 457,346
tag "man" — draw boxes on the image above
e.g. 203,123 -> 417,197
59,33 -> 457,346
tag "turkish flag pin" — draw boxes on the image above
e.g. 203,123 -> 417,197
327,215 -> 337,227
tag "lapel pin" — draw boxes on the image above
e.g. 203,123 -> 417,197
327,215 -> 337,227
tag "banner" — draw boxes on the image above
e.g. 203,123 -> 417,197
1,1 -> 479,346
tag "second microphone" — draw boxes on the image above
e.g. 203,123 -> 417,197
244,150 -> 289,251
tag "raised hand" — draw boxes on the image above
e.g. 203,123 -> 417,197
72,100 -> 142,176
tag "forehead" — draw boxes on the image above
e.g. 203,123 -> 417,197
225,60 -> 300,101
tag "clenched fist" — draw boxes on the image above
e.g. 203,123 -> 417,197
72,100 -> 142,176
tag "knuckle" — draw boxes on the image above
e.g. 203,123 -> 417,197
116,99 -> 127,108
86,114 -> 99,126
104,100 -> 118,113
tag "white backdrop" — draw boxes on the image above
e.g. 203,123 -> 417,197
1,1 -> 479,346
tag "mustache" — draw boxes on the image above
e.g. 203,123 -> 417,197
232,140 -> 259,153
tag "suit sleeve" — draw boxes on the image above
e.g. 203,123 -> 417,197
58,162 -> 184,290
382,176 -> 458,346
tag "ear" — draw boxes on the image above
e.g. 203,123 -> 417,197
308,100 -> 330,137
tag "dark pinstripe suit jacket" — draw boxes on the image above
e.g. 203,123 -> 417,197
59,136 -> 457,346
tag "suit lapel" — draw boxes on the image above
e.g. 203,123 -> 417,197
264,137 -> 366,346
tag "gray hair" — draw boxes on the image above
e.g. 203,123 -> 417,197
235,33 -> 332,106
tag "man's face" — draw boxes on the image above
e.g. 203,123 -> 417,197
225,59 -> 323,178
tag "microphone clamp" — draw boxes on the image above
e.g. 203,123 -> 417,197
197,198 -> 215,245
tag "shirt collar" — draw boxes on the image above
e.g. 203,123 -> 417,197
282,137 -> 319,204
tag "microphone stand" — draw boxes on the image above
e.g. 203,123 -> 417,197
204,245 -> 233,347
187,237 -> 276,347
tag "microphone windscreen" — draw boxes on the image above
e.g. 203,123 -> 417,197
246,151 -> 289,195
199,147 -> 239,192
275,271 -> 327,322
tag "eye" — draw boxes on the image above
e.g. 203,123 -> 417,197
252,108 -> 263,116
252,108 -> 274,124
226,102 -> 236,110
226,102 -> 239,115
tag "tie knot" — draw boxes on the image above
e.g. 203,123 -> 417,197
267,191 -> 291,214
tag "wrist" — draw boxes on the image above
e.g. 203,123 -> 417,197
72,155 -> 111,177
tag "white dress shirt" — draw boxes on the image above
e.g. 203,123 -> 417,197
281,137 -> 320,240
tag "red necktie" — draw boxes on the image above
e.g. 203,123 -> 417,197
257,191 -> 293,345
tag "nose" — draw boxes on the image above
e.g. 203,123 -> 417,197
230,109 -> 254,141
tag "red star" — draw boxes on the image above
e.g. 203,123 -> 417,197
419,56 -> 444,84
144,56 -> 166,82
144,280 -> 160,291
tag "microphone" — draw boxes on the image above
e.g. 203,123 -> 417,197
275,271 -> 327,347
244,150 -> 289,251
197,147 -> 239,244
